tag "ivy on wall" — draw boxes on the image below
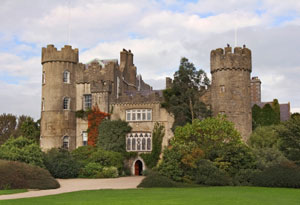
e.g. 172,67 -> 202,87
140,123 -> 165,168
87,106 -> 110,146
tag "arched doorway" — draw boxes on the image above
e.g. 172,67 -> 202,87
134,160 -> 143,176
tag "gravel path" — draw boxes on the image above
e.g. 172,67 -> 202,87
0,176 -> 144,200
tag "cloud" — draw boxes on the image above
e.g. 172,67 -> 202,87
0,0 -> 299,118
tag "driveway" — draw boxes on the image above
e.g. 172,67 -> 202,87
0,176 -> 144,200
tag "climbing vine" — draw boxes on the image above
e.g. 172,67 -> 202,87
140,123 -> 165,168
87,106 -> 110,146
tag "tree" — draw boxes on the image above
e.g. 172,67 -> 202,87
19,117 -> 40,143
276,116 -> 300,165
271,99 -> 281,123
0,113 -> 17,145
162,57 -> 211,130
248,125 -> 281,149
97,119 -> 131,153
0,136 -> 44,167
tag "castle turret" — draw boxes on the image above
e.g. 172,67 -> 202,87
210,45 -> 252,141
40,45 -> 78,150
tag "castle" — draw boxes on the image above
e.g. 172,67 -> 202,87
40,44 -> 253,175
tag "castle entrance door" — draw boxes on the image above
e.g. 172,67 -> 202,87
134,160 -> 143,175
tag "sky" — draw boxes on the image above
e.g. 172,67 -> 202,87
0,0 -> 300,119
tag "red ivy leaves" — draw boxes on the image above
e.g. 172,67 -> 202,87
87,106 -> 110,146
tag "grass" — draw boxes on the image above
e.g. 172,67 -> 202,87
1,187 -> 300,204
0,190 -> 27,195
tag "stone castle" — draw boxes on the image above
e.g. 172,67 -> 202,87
40,44 -> 253,175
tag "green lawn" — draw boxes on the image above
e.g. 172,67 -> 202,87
0,190 -> 27,195
1,187 -> 300,204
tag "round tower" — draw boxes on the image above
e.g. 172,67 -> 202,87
40,45 -> 79,150
210,45 -> 252,141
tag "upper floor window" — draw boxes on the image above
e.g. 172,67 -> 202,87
62,136 -> 69,149
126,132 -> 152,152
63,97 -> 70,110
42,71 -> 45,84
84,95 -> 92,110
63,71 -> 70,83
42,98 -> 45,111
220,85 -> 225,93
82,131 -> 88,146
126,109 -> 152,122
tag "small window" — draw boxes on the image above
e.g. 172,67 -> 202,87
42,71 -> 45,84
62,136 -> 69,149
132,138 -> 136,150
42,98 -> 45,111
63,97 -> 70,110
137,138 -> 141,151
125,109 -> 152,122
220,85 -> 225,93
127,138 -> 131,151
147,138 -> 151,150
126,111 -> 131,121
219,111 -> 225,115
142,138 -> 146,150
63,71 -> 70,83
147,109 -> 152,121
84,95 -> 92,110
82,131 -> 88,146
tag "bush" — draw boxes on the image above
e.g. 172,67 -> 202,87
233,169 -> 261,186
254,147 -> 289,170
0,160 -> 59,190
44,148 -> 80,178
89,149 -> 124,172
138,171 -> 179,188
251,162 -> 300,188
71,146 -> 97,168
194,159 -> 232,186
79,163 -> 118,178
0,136 -> 44,167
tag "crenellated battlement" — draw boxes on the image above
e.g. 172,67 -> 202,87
41,45 -> 79,64
210,45 -> 251,73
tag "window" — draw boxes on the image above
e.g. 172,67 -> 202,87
220,85 -> 225,93
42,71 -> 45,84
63,71 -> 70,83
126,109 -> 152,122
82,131 -> 88,146
84,95 -> 92,110
62,136 -> 69,149
42,98 -> 45,111
63,97 -> 70,110
126,132 -> 152,152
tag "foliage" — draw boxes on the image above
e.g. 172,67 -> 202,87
140,123 -> 164,168
194,159 -> 232,186
0,160 -> 59,190
87,106 -> 110,146
248,125 -> 281,149
253,147 -> 289,170
79,163 -> 118,178
138,171 -> 179,188
0,136 -> 44,167
158,145 -> 184,182
213,143 -> 257,176
233,169 -> 261,186
252,100 -> 280,130
173,116 -> 241,158
18,117 -> 40,143
0,113 -> 17,145
97,119 -> 131,153
89,149 -> 124,172
44,148 -> 80,178
162,57 -> 211,130
251,162 -> 300,188
276,115 -> 300,165
71,146 -> 97,168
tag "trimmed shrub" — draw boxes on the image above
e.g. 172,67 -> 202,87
79,162 -> 103,178
79,163 -> 118,178
0,160 -> 59,190
44,148 -> 80,178
89,149 -> 124,172
0,136 -> 44,167
138,171 -> 179,188
194,159 -> 232,186
251,162 -> 300,188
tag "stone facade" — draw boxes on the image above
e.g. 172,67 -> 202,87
251,76 -> 262,105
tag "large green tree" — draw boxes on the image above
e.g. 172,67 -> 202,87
162,57 -> 211,130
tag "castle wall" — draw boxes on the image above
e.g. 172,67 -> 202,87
40,45 -> 78,150
210,46 -> 252,141
110,102 -> 174,149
